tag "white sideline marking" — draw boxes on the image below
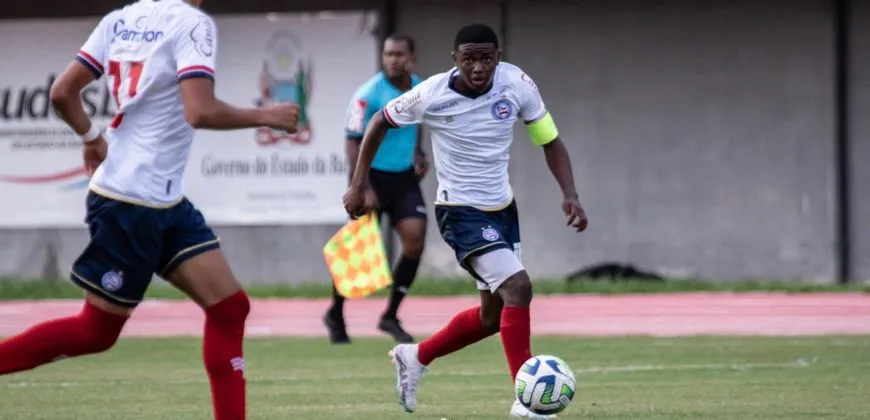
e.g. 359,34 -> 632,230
2,360 -> 867,389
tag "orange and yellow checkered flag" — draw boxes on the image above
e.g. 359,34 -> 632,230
323,213 -> 392,299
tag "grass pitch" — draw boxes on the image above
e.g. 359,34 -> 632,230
0,336 -> 868,419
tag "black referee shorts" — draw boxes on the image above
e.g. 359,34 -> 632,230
369,168 -> 427,226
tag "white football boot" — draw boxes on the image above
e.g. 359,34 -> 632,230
389,343 -> 427,413
510,400 -> 558,418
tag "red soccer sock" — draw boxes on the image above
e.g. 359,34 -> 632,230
203,291 -> 250,420
0,301 -> 127,375
500,306 -> 532,381
417,306 -> 496,366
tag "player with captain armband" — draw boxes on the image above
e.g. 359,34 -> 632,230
343,23 -> 588,418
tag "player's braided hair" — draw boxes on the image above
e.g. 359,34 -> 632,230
453,23 -> 499,49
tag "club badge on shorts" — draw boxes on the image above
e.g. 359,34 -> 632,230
101,270 -> 124,292
481,226 -> 500,241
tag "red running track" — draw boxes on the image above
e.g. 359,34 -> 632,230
0,293 -> 868,338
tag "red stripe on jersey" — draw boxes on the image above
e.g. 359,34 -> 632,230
77,50 -> 104,73
383,107 -> 399,127
109,113 -> 124,129
177,65 -> 215,77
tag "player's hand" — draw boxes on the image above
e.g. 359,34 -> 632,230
343,185 -> 369,219
265,103 -> 300,133
82,136 -> 108,177
413,153 -> 429,180
562,195 -> 588,232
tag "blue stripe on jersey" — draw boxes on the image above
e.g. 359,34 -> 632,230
75,56 -> 103,78
347,72 -> 421,172
177,71 -> 215,81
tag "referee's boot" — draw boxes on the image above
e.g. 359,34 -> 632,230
323,312 -> 351,344
378,316 -> 414,344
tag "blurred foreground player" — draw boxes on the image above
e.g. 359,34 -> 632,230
343,24 -> 588,418
0,1 -> 298,419
324,34 -> 429,345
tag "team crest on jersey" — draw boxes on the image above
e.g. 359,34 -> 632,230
490,99 -> 513,121
101,271 -> 124,292
255,31 -> 313,146
481,226 -> 500,241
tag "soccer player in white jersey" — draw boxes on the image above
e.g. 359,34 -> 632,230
0,1 -> 298,419
343,23 -> 588,418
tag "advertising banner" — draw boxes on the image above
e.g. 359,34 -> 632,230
0,11 -> 378,227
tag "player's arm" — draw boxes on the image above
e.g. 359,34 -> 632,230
50,60 -> 101,139
541,137 -> 578,199
345,137 -> 362,184
517,73 -> 578,199
537,120 -> 579,201
349,83 -> 430,192
517,71 -> 587,230
415,125 -> 425,157
349,111 -> 389,191
50,14 -> 112,143
181,82 -> 280,129
412,124 -> 429,179
175,15 -> 293,130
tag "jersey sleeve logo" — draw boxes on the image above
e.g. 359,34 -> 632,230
393,90 -> 422,114
491,99 -> 514,121
347,99 -> 367,133
520,73 -> 539,92
190,16 -> 216,57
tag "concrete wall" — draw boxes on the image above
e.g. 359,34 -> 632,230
398,0 -> 837,281
2,0 -> 859,284
849,0 -> 870,281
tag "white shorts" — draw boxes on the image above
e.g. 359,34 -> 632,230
469,248 -> 525,292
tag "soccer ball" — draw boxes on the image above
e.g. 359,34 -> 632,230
514,355 -> 576,415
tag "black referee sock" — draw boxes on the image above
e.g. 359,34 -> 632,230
327,285 -> 345,319
383,256 -> 420,320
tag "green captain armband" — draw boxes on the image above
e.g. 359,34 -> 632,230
527,112 -> 559,146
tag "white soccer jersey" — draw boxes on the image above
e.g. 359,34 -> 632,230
76,0 -> 217,207
382,62 -> 549,209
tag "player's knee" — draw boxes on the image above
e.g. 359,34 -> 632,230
82,327 -> 121,354
78,303 -> 127,354
203,292 -> 249,373
497,271 -> 533,308
205,291 -> 250,328
399,222 -> 426,259
478,306 -> 502,333
402,237 -> 425,259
